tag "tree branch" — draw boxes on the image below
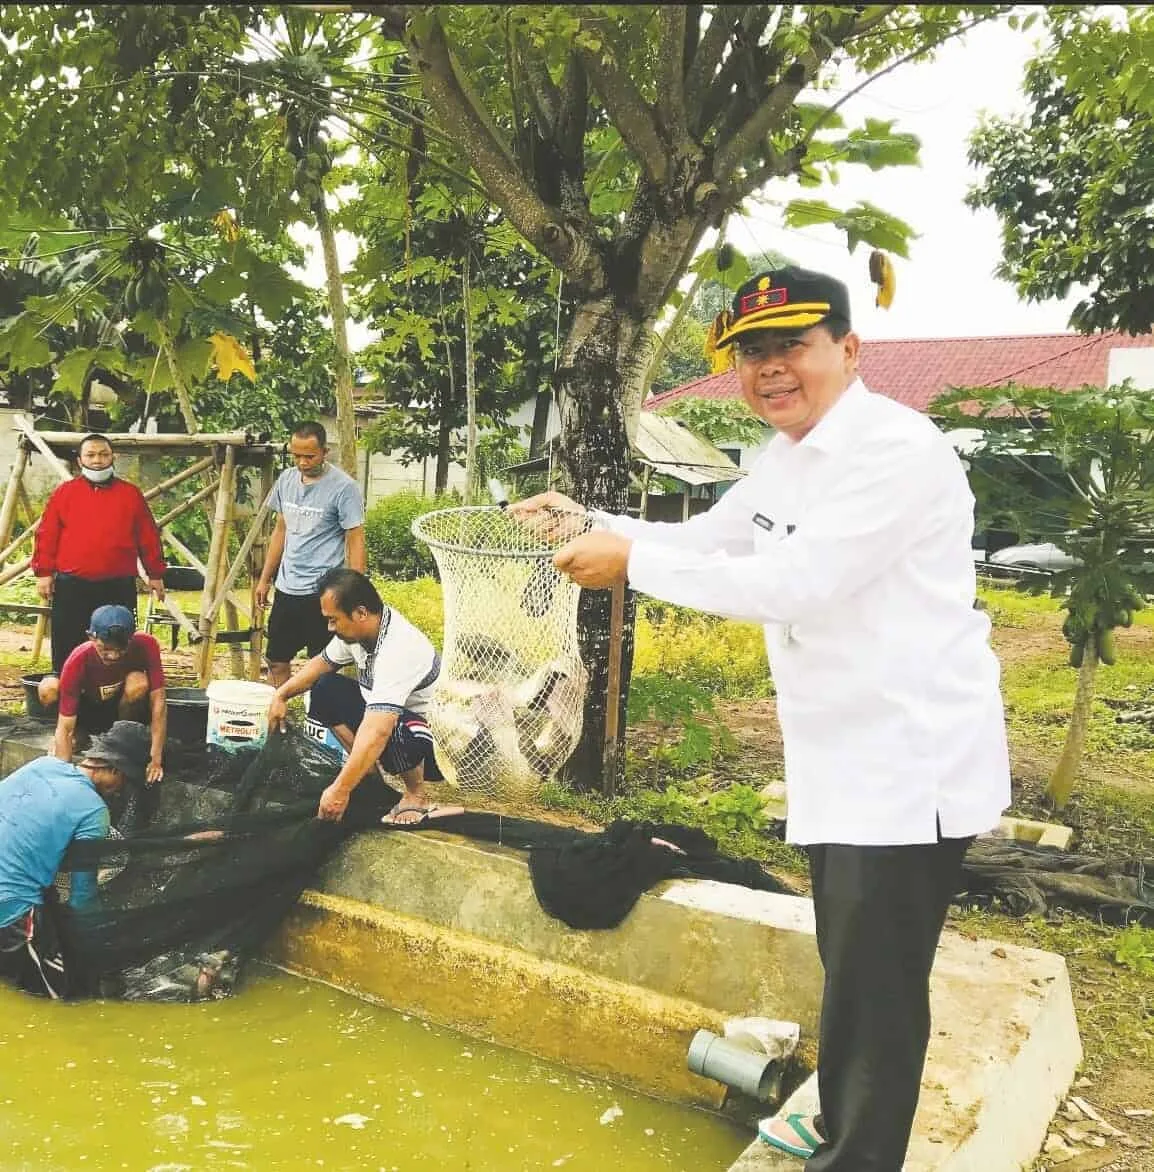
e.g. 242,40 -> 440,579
656,5 -> 689,146
518,35 -> 561,136
693,6 -> 776,139
576,14 -> 669,185
684,5 -> 750,112
713,7 -> 858,184
403,9 -> 604,287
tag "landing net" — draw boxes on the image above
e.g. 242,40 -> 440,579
412,506 -> 591,799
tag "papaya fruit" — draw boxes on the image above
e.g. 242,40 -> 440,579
1069,638 -> 1085,668
1098,629 -> 1117,666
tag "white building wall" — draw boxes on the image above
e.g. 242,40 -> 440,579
1106,348 -> 1154,390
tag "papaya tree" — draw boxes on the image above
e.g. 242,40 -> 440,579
934,382 -> 1154,809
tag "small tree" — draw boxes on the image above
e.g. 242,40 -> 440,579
935,381 -> 1154,809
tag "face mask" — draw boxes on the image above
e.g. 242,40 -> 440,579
80,465 -> 114,484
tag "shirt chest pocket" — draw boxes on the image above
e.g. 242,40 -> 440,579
752,512 -> 799,648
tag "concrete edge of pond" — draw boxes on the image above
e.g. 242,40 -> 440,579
268,829 -> 1081,1172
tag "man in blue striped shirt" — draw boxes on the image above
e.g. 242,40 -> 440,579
0,721 -> 151,997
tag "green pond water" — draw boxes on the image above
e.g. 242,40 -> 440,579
0,968 -> 749,1171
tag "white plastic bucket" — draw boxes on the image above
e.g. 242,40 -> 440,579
206,680 -> 276,751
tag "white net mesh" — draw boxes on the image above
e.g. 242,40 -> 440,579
412,505 -> 592,800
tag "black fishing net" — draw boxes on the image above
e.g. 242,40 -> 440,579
43,728 -> 799,1004
52,731 -> 382,1003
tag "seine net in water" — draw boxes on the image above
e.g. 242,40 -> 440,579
412,506 -> 592,799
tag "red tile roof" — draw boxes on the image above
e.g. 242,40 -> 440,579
645,331 -> 1154,414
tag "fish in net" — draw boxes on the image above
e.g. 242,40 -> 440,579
412,505 -> 592,799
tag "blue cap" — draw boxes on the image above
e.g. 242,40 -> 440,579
88,604 -> 136,644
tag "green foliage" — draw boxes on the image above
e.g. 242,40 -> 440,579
967,7 -> 1154,333
936,382 -> 1154,665
657,396 -> 767,448
648,316 -> 710,395
1112,925 -> 1154,977
633,599 -> 769,699
375,575 -> 445,650
364,491 -> 459,580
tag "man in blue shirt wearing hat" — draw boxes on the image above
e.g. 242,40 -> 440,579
0,721 -> 152,998
513,265 -> 1009,1172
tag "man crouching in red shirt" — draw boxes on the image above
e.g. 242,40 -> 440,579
40,605 -> 167,786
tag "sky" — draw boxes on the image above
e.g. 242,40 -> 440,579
299,17 -> 1080,352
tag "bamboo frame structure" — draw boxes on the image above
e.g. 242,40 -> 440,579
2,417 -> 280,685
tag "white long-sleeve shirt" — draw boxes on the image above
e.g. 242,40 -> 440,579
597,379 -> 1010,846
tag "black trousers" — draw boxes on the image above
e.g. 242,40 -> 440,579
50,574 -> 137,675
807,832 -> 973,1172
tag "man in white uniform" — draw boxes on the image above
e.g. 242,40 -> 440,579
267,568 -> 459,827
512,265 -> 1010,1171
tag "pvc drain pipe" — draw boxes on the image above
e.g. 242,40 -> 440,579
687,1029 -> 778,1100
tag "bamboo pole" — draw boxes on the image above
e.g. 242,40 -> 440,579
602,580 -> 626,797
30,612 -> 48,663
205,489 -> 274,626
196,446 -> 237,684
0,556 -> 32,589
142,454 -> 217,498
16,481 -> 35,527
248,458 -> 275,680
14,415 -> 72,481
222,479 -> 245,678
0,446 -> 29,558
27,430 -> 261,449
153,480 -> 220,530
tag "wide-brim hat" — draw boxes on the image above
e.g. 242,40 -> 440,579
714,265 -> 852,347
85,720 -> 152,786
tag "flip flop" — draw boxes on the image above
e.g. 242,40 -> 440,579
758,1113 -> 823,1159
381,802 -> 464,828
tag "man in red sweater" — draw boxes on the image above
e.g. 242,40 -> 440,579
32,433 -> 167,677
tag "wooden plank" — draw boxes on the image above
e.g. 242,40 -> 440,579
196,446 -> 237,683
602,579 -> 626,797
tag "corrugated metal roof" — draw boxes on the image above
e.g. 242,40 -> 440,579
634,411 -> 744,486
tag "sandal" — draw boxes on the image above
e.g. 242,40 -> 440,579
381,802 -> 464,828
758,1113 -> 823,1159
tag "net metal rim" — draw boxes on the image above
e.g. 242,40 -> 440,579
411,505 -> 583,561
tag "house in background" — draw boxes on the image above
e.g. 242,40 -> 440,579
644,330 -> 1154,468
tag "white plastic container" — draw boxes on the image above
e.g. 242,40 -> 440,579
206,680 -> 276,751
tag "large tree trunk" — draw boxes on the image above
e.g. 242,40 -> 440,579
314,198 -> 358,478
1048,638 -> 1101,810
554,298 -> 647,789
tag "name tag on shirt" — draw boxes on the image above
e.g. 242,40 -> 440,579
753,513 -> 796,536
